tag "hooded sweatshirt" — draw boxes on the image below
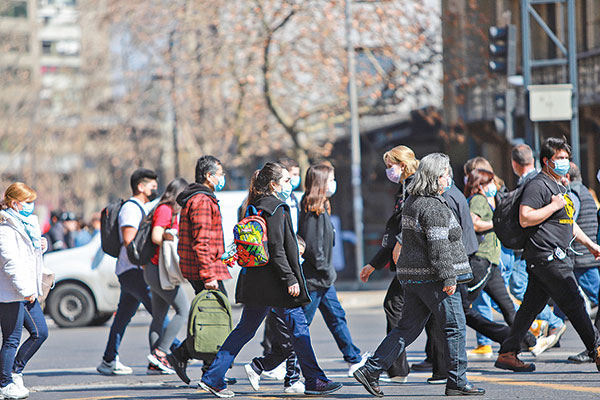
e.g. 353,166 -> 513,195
176,183 -> 231,282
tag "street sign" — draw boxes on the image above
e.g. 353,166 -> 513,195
528,84 -> 573,121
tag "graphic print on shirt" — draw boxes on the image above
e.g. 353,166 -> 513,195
560,193 -> 574,225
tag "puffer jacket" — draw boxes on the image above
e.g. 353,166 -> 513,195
0,210 -> 44,302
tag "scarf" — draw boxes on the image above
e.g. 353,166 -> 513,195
4,208 -> 42,249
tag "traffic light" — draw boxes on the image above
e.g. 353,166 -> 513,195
488,24 -> 517,76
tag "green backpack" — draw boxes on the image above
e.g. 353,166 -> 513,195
186,290 -> 233,359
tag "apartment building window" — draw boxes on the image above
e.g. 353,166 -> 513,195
0,33 -> 30,53
0,1 -> 27,18
2,67 -> 31,85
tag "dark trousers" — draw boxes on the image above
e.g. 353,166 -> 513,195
251,310 -> 300,387
500,258 -> 599,354
365,282 -> 469,390
13,300 -> 48,374
176,279 -> 227,367
383,277 -> 410,377
425,315 -> 448,378
0,302 -> 24,387
103,268 -> 153,363
201,305 -> 328,390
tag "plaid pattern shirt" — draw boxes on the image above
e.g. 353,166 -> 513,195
178,192 -> 231,282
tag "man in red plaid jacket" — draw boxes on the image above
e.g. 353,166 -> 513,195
167,155 -> 233,385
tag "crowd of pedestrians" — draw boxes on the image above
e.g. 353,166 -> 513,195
2,136 -> 600,399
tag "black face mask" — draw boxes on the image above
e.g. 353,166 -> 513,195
148,189 -> 158,202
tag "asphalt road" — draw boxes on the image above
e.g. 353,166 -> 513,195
19,290 -> 600,399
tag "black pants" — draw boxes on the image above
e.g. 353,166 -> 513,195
383,277 -> 410,377
176,280 -> 227,367
425,314 -> 448,378
500,258 -> 599,354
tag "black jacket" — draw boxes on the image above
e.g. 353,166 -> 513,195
369,175 -> 413,271
443,184 -> 478,256
570,181 -> 599,268
235,195 -> 310,308
298,208 -> 336,291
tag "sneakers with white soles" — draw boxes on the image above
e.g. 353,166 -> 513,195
244,364 -> 261,391
96,356 -> 133,375
198,381 -> 235,398
261,361 -> 285,380
1,382 -> 29,399
348,352 -> 371,377
11,373 -> 28,394
284,380 -> 305,394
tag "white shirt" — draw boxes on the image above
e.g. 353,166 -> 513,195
115,197 -> 148,275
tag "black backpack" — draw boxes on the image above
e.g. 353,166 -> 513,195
493,185 -> 529,250
126,209 -> 156,266
100,199 -> 144,258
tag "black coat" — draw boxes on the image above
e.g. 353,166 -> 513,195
298,209 -> 336,291
235,195 -> 310,308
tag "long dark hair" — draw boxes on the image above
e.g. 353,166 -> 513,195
301,163 -> 333,216
464,169 -> 494,198
157,178 -> 188,214
247,162 -> 286,206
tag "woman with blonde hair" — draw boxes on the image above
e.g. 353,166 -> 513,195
0,182 -> 49,400
359,145 -> 419,383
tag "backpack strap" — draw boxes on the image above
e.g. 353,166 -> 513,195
123,199 -> 147,217
245,205 -> 260,218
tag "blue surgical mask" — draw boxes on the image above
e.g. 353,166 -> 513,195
277,182 -> 292,201
215,175 -> 226,192
484,184 -> 497,198
326,180 -> 337,197
442,177 -> 452,193
19,202 -> 35,217
290,176 -> 301,190
548,159 -> 570,176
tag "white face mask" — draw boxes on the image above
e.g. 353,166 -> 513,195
326,180 -> 337,197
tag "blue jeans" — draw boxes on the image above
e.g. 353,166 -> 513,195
13,300 -> 48,374
201,305 -> 328,390
0,302 -> 24,387
575,268 -> 600,307
510,256 -> 564,329
364,282 -> 469,390
303,286 -> 361,364
103,268 -> 153,362
472,294 -> 494,346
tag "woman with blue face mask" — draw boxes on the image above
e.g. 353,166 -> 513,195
0,182 -> 49,400
463,170 -> 522,346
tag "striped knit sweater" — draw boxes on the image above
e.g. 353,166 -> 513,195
395,195 -> 471,286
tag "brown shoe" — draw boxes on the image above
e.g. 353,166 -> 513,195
594,346 -> 600,372
495,352 -> 535,372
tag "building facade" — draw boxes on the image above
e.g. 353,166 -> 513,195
443,0 -> 600,190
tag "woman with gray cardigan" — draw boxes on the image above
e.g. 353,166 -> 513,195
353,153 -> 485,397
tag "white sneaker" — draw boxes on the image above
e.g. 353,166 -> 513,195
1,382 -> 29,399
97,356 -> 133,375
10,373 -> 28,395
348,352 -> 371,377
244,364 -> 261,391
261,362 -> 286,381
284,380 -> 305,394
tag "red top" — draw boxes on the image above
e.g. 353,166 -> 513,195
177,192 -> 231,282
151,204 -> 179,265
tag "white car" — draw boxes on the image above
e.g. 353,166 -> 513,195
44,233 -> 120,328
43,190 -> 247,328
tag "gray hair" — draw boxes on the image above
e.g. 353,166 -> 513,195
407,153 -> 450,196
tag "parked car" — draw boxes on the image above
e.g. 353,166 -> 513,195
44,233 -> 120,328
43,190 -> 248,328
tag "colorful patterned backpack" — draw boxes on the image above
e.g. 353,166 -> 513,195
223,205 -> 274,268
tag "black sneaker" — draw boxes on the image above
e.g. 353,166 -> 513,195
304,379 -> 343,396
167,352 -> 190,384
353,366 -> 384,397
410,360 -> 433,372
445,384 -> 485,396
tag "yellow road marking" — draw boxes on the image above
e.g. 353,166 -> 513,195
469,375 -> 600,393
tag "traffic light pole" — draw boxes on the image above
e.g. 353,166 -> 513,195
521,0 -> 580,165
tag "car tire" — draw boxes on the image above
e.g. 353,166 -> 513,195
46,283 -> 96,328
91,312 -> 114,326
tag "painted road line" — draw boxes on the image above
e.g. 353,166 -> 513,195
469,375 -> 600,393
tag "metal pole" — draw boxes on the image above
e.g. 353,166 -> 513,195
168,30 -> 180,177
567,0 -> 580,166
521,0 -> 533,147
345,0 -> 364,281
